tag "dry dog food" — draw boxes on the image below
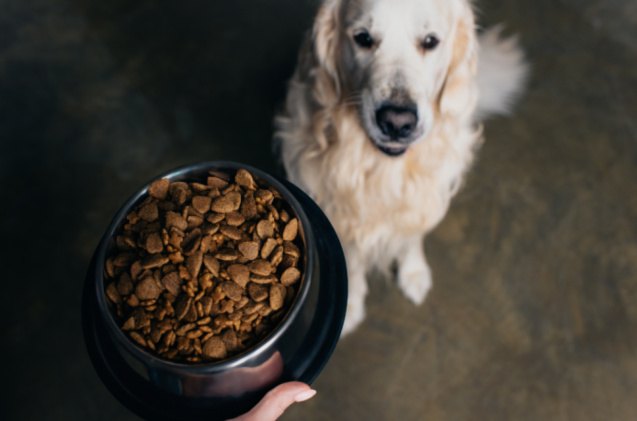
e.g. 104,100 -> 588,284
103,168 -> 303,363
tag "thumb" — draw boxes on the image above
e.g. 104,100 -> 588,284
228,382 -> 316,421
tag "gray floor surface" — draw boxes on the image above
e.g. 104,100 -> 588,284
1,0 -> 636,420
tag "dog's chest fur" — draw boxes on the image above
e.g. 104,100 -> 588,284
286,105 -> 479,251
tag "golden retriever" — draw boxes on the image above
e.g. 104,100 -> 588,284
276,0 -> 527,335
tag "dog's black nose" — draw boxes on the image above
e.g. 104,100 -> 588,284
375,105 -> 418,140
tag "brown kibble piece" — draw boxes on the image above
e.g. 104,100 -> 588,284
178,265 -> 190,280
127,294 -> 139,307
176,323 -> 196,336
136,276 -> 163,300
187,330 -> 203,340
220,225 -> 243,241
184,300 -> 199,322
175,296 -> 193,321
161,271 -> 181,296
126,211 -> 140,225
203,255 -> 220,276
148,179 -> 170,200
200,296 -> 213,315
182,228 -> 202,255
168,228 -> 184,248
207,176 -> 229,189
227,264 -> 250,288
158,201 -> 176,212
269,284 -> 286,311
200,235 -> 215,253
260,238 -> 277,259
283,241 -> 301,258
248,259 -> 273,276
215,248 -> 240,261
280,267 -> 301,286
203,337 -> 227,359
166,211 -> 188,231
248,283 -> 268,302
141,254 -> 169,269
207,213 -> 225,224
228,310 -> 244,321
191,182 -> 210,192
145,233 -> 164,254
240,192 -> 258,219
169,182 -> 190,205
199,273 -> 213,291
243,302 -> 264,316
130,332 -> 147,347
150,327 -> 164,344
168,252 -> 184,264
267,204 -> 280,221
270,245 -> 284,267
116,235 -> 136,250
191,196 -> 212,214
186,250 -> 204,279
130,260 -> 143,280
187,215 -> 204,229
250,275 -> 276,285
280,254 -> 298,271
256,220 -> 275,239
176,336 -> 189,352
238,241 -> 259,260
165,331 -> 177,348
121,317 -> 135,331
258,306 -> 273,317
221,329 -> 240,352
105,258 -> 115,278
235,169 -> 257,190
225,212 -> 245,226
243,312 -> 258,324
113,252 -> 135,267
106,283 -> 121,304
221,281 -> 243,302
211,192 -> 242,213
117,273 -> 134,296
132,309 -> 151,329
138,202 -> 159,222
255,189 -> 274,204
282,218 -> 299,242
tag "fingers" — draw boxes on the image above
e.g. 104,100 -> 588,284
228,382 -> 316,421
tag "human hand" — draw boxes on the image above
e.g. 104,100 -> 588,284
228,382 -> 316,421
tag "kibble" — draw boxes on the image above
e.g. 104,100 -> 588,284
104,169 -> 304,363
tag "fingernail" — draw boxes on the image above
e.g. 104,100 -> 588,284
294,389 -> 317,402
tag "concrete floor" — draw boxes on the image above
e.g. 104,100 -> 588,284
2,0 -> 636,420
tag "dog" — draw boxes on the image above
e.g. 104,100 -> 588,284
275,0 -> 528,335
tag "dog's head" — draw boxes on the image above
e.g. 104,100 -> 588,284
313,0 -> 477,157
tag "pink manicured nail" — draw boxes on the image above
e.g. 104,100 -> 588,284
294,389 -> 317,402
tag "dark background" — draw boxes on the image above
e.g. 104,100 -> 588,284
2,0 -> 636,420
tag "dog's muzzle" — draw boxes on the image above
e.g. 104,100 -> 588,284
374,103 -> 419,157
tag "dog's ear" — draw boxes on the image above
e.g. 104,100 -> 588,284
438,6 -> 478,118
312,0 -> 342,102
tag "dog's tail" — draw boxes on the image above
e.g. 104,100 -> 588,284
475,25 -> 529,120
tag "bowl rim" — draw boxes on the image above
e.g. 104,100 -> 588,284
94,161 -> 316,373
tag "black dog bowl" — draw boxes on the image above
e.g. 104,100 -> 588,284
82,162 -> 347,420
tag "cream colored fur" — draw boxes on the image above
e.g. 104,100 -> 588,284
275,0 -> 527,335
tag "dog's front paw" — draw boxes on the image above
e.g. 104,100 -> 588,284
341,295 -> 366,337
398,265 -> 432,305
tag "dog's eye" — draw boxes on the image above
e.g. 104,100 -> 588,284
421,34 -> 440,51
353,30 -> 375,49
